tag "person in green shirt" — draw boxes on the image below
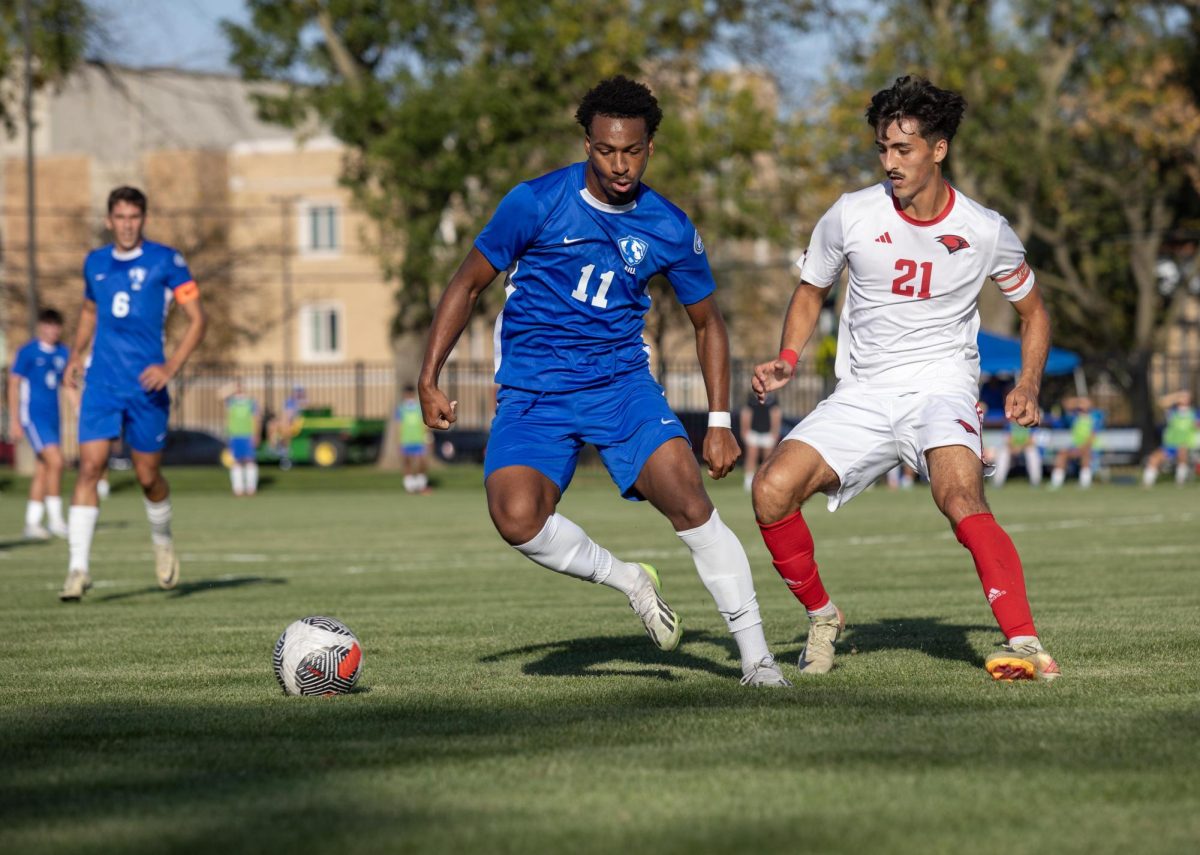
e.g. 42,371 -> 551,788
1050,396 -> 1099,489
992,420 -> 1043,487
222,380 -> 260,497
1142,390 -> 1196,487
396,384 -> 431,494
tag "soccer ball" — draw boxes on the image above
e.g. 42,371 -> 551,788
273,615 -> 364,696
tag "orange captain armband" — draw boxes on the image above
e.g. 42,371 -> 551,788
778,348 -> 799,369
174,280 -> 200,304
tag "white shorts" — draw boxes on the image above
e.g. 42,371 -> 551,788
784,383 -> 985,511
744,430 -> 776,450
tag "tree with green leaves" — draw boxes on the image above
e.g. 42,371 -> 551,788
0,0 -> 90,135
223,0 -> 812,351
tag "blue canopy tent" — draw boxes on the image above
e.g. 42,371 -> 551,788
977,329 -> 1081,378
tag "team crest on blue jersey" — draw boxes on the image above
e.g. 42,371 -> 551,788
618,236 -> 649,268
693,229 -> 705,254
129,267 -> 147,291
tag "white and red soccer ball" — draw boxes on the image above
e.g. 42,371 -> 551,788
273,616 -> 364,696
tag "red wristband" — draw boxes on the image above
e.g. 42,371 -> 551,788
778,348 -> 799,368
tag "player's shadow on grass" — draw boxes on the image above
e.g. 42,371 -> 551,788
480,629 -> 741,681
96,575 -> 287,602
832,616 -> 996,667
0,536 -> 55,551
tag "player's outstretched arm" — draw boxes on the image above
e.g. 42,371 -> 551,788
64,299 -> 97,389
1005,284 -> 1050,427
684,295 -> 740,479
418,247 -> 499,430
141,297 -> 207,391
751,281 -> 826,401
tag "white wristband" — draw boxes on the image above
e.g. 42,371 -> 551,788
708,411 -> 732,429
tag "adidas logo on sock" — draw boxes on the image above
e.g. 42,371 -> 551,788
874,232 -> 893,244
987,587 -> 1007,604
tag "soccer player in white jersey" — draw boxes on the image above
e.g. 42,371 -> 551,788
752,76 -> 1060,682
419,77 -> 789,686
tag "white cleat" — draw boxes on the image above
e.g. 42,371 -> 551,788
59,569 -> 93,602
154,542 -> 180,590
740,656 -> 793,687
798,606 -> 846,675
628,563 -> 681,651
23,524 -> 51,541
48,521 -> 69,539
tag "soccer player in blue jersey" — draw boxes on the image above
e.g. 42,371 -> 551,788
58,186 -> 207,601
419,77 -> 788,686
8,308 -> 70,539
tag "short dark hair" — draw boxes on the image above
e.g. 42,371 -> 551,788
866,76 -> 967,143
403,384 -> 416,394
37,308 -> 63,325
107,186 -> 147,213
575,76 -> 663,139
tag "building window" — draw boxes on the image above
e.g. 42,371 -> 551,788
299,302 -> 343,362
301,203 -> 340,254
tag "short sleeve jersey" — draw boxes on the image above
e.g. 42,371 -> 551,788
798,182 -> 1035,389
12,340 -> 68,423
1164,405 -> 1196,448
83,240 -> 198,392
396,399 -> 426,445
226,395 -> 258,438
475,162 -> 715,392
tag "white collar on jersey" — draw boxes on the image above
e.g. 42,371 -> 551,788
36,340 -> 57,353
578,187 -> 637,214
111,245 -> 145,261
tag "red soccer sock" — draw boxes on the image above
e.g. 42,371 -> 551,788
758,510 -> 831,611
955,513 -> 1037,639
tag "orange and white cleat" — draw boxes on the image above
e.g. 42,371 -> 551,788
985,641 -> 1061,682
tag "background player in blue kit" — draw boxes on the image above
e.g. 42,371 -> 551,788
8,308 -> 70,539
59,186 -> 207,601
419,77 -> 788,686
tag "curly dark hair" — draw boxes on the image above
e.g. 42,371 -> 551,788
866,76 -> 967,143
107,185 -> 147,213
575,76 -> 663,138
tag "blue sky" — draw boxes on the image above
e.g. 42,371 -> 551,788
88,0 -> 250,72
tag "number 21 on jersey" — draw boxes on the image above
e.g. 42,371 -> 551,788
892,259 -> 933,300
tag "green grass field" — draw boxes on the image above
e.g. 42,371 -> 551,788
2,465 -> 1198,854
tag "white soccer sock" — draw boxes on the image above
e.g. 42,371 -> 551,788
1008,634 -> 1042,651
403,475 -> 416,493
246,462 -> 259,494
513,513 -> 640,595
1143,465 -> 1157,487
25,500 -> 45,528
231,465 -> 246,495
1176,463 -> 1187,485
45,495 -> 65,527
808,601 -> 839,618
144,497 -> 173,546
993,447 -> 1011,487
743,471 -> 753,492
68,505 -> 99,572
416,473 -> 427,491
97,478 -> 110,500
1024,446 -> 1042,486
1050,467 -> 1065,489
676,509 -> 770,668
1079,466 -> 1093,489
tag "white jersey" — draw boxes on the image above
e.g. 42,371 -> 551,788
798,181 -> 1035,389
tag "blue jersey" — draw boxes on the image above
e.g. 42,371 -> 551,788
82,240 -> 197,392
475,162 -> 716,392
12,340 -> 68,423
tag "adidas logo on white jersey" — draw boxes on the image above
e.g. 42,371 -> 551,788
874,232 -> 892,244
987,587 -> 1007,604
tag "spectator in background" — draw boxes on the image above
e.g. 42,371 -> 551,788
1050,396 -> 1100,489
8,308 -> 70,539
268,385 -> 306,468
993,421 -> 1043,487
396,384 -> 431,494
740,391 -> 781,492
222,380 -> 260,497
1142,390 -> 1196,487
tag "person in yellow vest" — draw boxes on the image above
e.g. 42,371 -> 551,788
1142,390 -> 1196,487
1050,396 -> 1099,489
396,384 -> 431,493
222,380 -> 260,496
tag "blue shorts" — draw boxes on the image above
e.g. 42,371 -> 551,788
402,443 -> 426,457
22,416 -> 60,453
484,375 -> 690,501
79,385 -> 170,453
230,436 -> 255,462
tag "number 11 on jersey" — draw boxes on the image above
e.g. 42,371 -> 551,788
572,264 -> 613,308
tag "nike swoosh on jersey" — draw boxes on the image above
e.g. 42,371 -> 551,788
562,237 -> 587,244
660,418 -> 676,425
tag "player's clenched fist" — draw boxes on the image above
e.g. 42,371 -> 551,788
703,427 -> 741,479
1004,383 -> 1041,428
752,358 -> 794,401
419,385 -> 457,430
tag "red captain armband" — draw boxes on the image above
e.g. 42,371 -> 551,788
174,281 -> 200,304
778,348 -> 799,368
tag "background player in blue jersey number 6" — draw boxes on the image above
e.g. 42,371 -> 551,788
58,187 -> 207,602
419,77 -> 789,687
